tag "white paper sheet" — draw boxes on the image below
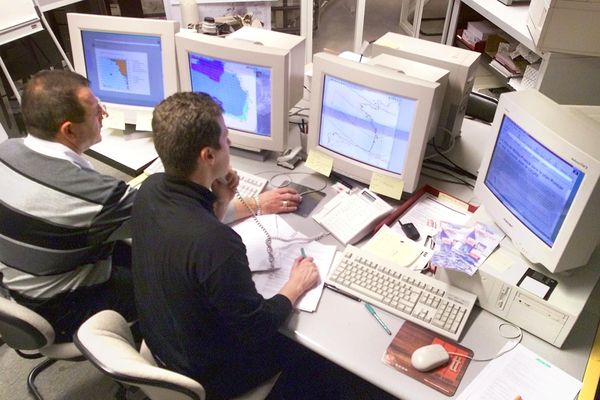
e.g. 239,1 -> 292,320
252,240 -> 336,312
457,342 -> 582,400
231,214 -> 336,312
232,214 -> 303,272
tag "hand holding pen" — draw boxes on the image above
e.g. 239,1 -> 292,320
279,249 -> 319,306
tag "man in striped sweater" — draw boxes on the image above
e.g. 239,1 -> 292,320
0,70 -> 137,342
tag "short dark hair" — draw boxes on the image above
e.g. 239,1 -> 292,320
21,70 -> 90,140
152,92 -> 224,179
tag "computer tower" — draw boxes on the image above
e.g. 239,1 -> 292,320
371,32 -> 480,147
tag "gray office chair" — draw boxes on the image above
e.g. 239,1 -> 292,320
74,310 -> 279,400
0,296 -> 83,400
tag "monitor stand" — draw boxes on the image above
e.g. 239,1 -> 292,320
122,123 -> 153,138
230,145 -> 271,162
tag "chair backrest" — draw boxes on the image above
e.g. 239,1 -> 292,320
75,310 -> 205,400
0,296 -> 54,351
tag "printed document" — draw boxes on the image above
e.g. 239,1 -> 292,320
232,214 -> 336,312
457,342 -> 582,400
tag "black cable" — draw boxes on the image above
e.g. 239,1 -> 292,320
421,165 -> 474,188
430,135 -> 478,180
423,159 -> 477,180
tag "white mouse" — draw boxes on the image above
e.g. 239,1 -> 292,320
410,344 -> 450,372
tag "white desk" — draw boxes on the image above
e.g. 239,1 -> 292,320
110,117 -> 598,399
228,118 -> 600,399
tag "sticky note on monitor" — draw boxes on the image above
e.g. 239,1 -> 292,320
369,172 -> 404,200
135,111 -> 154,132
306,149 -> 333,177
102,109 -> 126,131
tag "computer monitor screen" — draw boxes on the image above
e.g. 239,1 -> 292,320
319,75 -> 417,174
475,90 -> 600,273
67,13 -> 179,125
308,52 -> 444,193
485,116 -> 584,247
176,29 -> 303,154
188,53 -> 271,137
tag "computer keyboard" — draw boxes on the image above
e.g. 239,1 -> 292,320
327,245 -> 477,341
235,170 -> 268,198
144,158 -> 267,198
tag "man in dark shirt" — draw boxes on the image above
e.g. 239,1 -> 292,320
132,92 -> 320,399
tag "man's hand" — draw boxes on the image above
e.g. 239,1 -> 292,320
212,170 -> 239,204
279,256 -> 320,305
212,170 -> 239,220
258,187 -> 302,214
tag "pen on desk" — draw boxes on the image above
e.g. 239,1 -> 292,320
364,303 -> 392,335
323,283 -> 361,302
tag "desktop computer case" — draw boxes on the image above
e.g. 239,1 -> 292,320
371,32 -> 480,144
436,209 -> 600,348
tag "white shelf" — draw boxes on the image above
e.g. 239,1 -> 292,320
461,0 -> 538,54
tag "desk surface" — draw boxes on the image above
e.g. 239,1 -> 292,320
228,118 -> 600,399
116,117 -> 599,399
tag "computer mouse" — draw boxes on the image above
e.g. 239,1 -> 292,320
410,344 -> 450,372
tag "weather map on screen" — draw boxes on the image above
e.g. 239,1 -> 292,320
96,49 -> 150,95
318,75 -> 417,173
81,31 -> 164,107
188,53 -> 272,137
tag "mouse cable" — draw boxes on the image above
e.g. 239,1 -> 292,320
447,322 -> 523,362
268,171 -> 329,196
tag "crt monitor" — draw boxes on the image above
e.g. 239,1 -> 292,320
176,29 -> 301,154
67,13 -> 179,125
307,52 -> 445,193
474,90 -> 600,273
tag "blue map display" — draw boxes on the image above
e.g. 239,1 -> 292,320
190,57 -> 248,118
188,53 -> 271,136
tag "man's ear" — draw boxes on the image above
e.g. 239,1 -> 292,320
57,120 -> 76,142
199,146 -> 214,164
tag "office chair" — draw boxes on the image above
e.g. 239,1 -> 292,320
0,296 -> 83,400
75,310 -> 279,400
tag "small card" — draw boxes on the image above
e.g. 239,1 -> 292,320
383,321 -> 473,396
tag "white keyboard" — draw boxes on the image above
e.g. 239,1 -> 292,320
144,158 -> 267,198
327,245 -> 477,341
236,170 -> 268,198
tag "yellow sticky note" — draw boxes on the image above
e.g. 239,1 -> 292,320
135,111 -> 154,132
305,149 -> 333,177
369,172 -> 404,200
438,192 -> 470,211
102,109 -> 126,130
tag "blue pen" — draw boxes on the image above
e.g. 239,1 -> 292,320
364,303 -> 392,335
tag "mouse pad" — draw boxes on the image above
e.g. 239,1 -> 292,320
286,182 -> 326,218
382,321 -> 473,396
